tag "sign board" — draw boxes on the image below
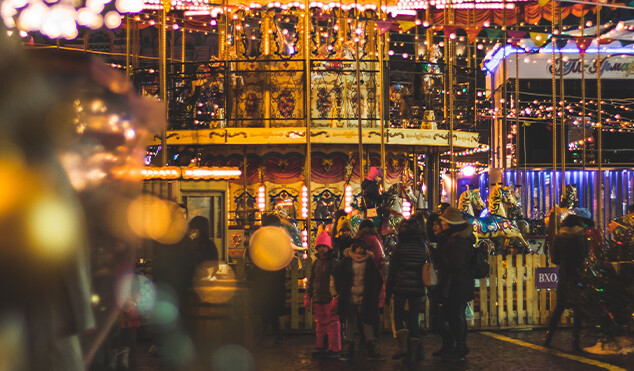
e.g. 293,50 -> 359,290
505,54 -> 634,80
535,267 -> 559,289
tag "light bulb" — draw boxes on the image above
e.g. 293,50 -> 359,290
104,10 -> 121,28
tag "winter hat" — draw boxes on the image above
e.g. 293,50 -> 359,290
367,166 -> 383,180
315,230 -> 332,249
573,207 -> 592,220
337,217 -> 353,233
439,206 -> 466,225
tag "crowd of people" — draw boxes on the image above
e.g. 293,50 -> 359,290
300,168 -> 616,366
300,167 -> 480,366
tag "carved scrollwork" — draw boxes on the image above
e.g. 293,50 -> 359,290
286,130 -> 306,137
310,131 -> 330,138
227,132 -> 247,138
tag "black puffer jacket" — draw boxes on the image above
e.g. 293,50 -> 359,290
386,237 -> 428,299
437,222 -> 476,304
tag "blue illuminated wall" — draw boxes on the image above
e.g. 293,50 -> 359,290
477,169 -> 634,227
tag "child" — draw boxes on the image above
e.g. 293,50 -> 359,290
305,230 -> 341,358
335,238 -> 385,361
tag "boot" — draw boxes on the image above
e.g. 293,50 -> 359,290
339,341 -> 354,361
455,342 -> 470,361
432,336 -> 453,357
543,330 -> 554,347
403,338 -> 420,365
365,340 -> 386,360
391,329 -> 409,359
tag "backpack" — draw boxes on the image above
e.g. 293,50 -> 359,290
471,242 -> 490,279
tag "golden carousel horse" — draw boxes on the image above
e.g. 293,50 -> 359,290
544,185 -> 578,252
459,185 -> 530,253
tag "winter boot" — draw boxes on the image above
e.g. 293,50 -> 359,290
403,338 -> 420,365
432,336 -> 453,357
543,330 -> 554,347
365,340 -> 386,361
455,342 -> 470,361
339,341 -> 354,361
392,329 -> 409,359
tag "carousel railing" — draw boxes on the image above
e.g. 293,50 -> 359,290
130,59 -> 483,132
279,253 -> 572,332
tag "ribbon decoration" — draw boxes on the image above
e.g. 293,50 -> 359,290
398,20 -> 417,33
485,28 -> 503,40
575,36 -> 594,55
466,27 -> 482,43
376,20 -> 393,36
443,25 -> 460,38
530,32 -> 549,47
507,30 -> 527,47
555,38 -> 569,49
538,0 -> 550,7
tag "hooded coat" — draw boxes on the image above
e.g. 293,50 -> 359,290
334,248 -> 383,325
307,249 -> 338,304
436,222 -> 476,304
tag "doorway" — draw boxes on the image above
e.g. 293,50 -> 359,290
184,191 -> 226,261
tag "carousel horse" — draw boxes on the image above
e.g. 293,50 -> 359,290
544,185 -> 578,252
379,182 -> 417,253
459,186 -> 530,254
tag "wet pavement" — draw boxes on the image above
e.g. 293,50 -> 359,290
129,327 -> 632,371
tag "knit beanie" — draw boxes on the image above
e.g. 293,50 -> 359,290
367,166 -> 383,180
315,230 -> 332,249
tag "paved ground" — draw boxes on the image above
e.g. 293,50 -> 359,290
125,327 -> 631,371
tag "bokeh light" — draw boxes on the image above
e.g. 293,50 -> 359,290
27,194 -> 80,258
211,344 -> 254,371
248,226 -> 293,271
194,262 -> 237,304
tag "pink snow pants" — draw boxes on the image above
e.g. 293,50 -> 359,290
313,298 -> 341,352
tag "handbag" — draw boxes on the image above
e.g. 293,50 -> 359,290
422,244 -> 438,287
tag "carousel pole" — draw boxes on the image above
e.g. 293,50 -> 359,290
356,3 -> 364,182
379,0 -> 386,190
448,0 -> 456,206
160,4 -> 168,165
182,25 -> 186,74
559,5 -> 566,199
551,0 -> 557,212
243,146 -> 248,223
304,0 -> 313,250
581,14 -> 587,169
596,7 -> 603,229
126,15 -> 131,78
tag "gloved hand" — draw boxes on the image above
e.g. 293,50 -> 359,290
304,294 -> 311,312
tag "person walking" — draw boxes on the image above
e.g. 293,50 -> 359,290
248,213 -> 287,344
435,207 -> 475,361
305,230 -> 341,358
335,239 -> 385,361
385,218 -> 428,365
543,213 -> 592,352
